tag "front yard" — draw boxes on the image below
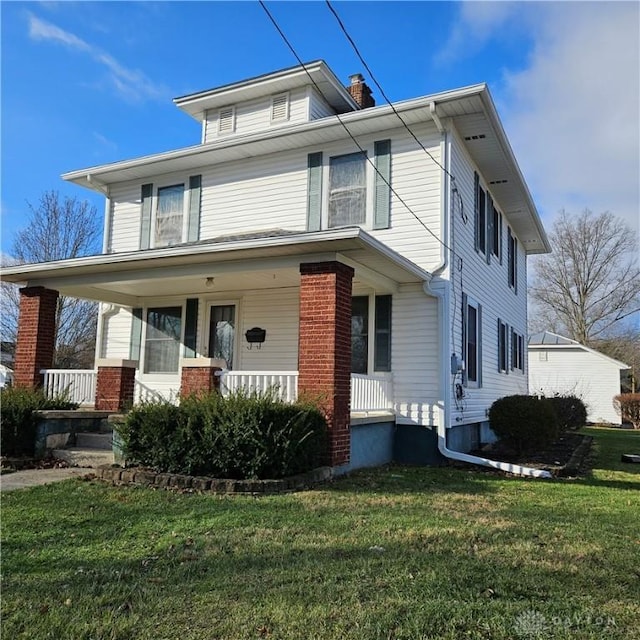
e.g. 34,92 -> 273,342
2,427 -> 639,640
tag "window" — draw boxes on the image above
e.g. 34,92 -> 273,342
144,307 -> 182,373
208,305 -> 235,369
271,93 -> 289,121
508,227 -> 518,291
511,329 -> 524,372
155,184 -> 185,247
463,294 -> 482,387
497,319 -> 508,372
492,203 -> 502,261
218,106 -> 235,133
328,152 -> 367,228
351,295 -> 392,374
474,172 -> 487,255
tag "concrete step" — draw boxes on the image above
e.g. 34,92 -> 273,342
76,432 -> 113,450
52,448 -> 114,468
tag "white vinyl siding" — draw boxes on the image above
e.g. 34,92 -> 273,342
392,284 -> 440,426
448,128 -> 529,424
528,347 -> 625,424
308,86 -> 336,119
99,306 -> 133,359
203,87 -> 309,142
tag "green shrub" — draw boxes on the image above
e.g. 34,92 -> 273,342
544,394 -> 588,431
1,387 -> 78,457
613,393 -> 640,429
117,389 -> 329,479
488,395 -> 559,455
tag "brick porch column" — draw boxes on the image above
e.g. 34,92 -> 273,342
299,261 -> 354,467
95,359 -> 137,411
180,358 -> 227,397
14,286 -> 59,388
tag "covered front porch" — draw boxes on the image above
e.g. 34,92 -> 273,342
5,227 -> 433,469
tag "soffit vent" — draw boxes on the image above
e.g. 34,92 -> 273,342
271,93 -> 290,121
464,134 -> 486,141
218,107 -> 235,133
489,179 -> 508,185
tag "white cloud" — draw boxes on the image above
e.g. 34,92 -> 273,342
438,2 -> 640,236
500,2 -> 640,235
27,13 -> 167,103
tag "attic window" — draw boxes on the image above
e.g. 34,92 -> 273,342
464,134 -> 486,141
271,93 -> 289,122
218,107 -> 235,133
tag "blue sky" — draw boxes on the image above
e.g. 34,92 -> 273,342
1,1 -> 639,257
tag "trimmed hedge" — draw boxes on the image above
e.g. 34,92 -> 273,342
544,395 -> 588,431
489,395 -> 559,455
1,387 -> 78,457
116,390 -> 329,480
613,393 -> 640,429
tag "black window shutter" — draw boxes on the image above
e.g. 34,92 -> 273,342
184,298 -> 198,358
187,175 -> 202,243
473,172 -> 479,252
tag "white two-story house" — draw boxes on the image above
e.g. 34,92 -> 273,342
5,61 -> 550,474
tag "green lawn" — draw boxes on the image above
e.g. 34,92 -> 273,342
2,427 -> 639,640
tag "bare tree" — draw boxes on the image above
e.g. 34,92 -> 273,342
529,209 -> 640,345
1,191 -> 102,369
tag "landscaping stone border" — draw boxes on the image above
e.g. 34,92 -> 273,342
95,464 -> 334,494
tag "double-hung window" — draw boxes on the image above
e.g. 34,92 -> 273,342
144,307 -> 183,373
156,184 -> 185,247
329,152 -> 367,228
306,140 -> 391,232
463,294 -> 482,387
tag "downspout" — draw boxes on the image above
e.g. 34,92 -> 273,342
425,103 -> 551,479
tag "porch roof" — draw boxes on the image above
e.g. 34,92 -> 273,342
1,227 -> 432,307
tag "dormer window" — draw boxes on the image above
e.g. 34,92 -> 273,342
218,106 -> 235,133
271,93 -> 290,122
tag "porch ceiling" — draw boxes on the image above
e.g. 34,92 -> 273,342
2,227 -> 431,306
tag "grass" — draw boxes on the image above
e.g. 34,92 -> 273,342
1,426 -> 639,640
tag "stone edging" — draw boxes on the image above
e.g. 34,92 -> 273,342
95,464 -> 333,494
555,435 -> 594,477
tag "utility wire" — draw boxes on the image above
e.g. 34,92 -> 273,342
259,0 -> 464,263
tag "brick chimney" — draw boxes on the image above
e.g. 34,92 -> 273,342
346,73 -> 375,109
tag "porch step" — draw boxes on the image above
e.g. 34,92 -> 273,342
76,432 -> 113,450
52,448 -> 114,468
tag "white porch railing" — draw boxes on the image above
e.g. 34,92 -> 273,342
220,371 -> 394,412
40,369 -> 97,406
350,373 -> 394,412
220,371 -> 299,403
40,369 -> 395,413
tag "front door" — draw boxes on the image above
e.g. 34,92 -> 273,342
208,304 -> 236,369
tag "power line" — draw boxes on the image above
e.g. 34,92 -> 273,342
258,0 -> 464,264
325,0 -> 466,226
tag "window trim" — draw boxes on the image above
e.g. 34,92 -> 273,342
351,293 -> 392,374
325,150 -> 370,229
205,300 -> 239,370
153,182 -> 187,248
141,304 -> 185,375
462,294 -> 482,388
